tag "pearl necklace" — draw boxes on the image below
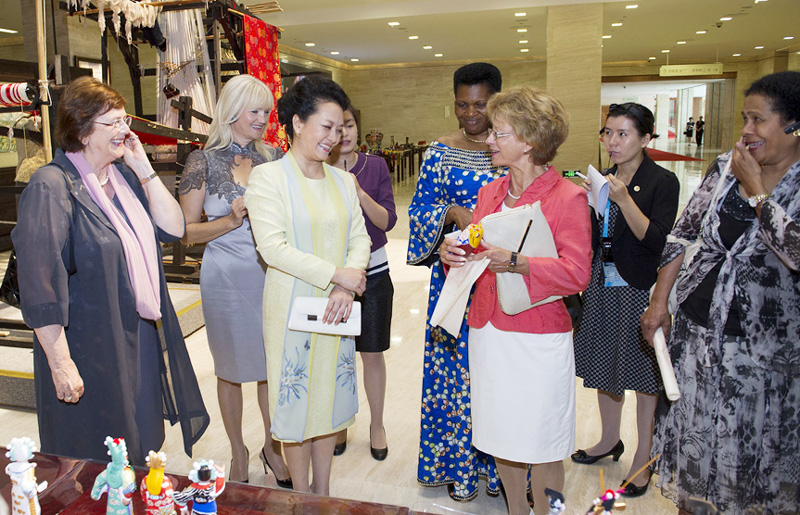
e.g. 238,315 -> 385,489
507,190 -> 521,200
99,174 -> 110,186
462,128 -> 487,144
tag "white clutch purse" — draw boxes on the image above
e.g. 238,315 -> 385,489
480,201 -> 562,315
288,296 -> 362,336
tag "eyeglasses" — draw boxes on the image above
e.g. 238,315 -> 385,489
94,116 -> 132,130
488,128 -> 512,139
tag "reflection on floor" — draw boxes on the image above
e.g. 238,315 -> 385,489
0,139 -> 720,514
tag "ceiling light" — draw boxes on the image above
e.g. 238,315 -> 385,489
602,35 -> 612,39
515,12 -> 526,17
648,56 -> 656,60
423,45 -> 432,49
305,42 -> 315,47
330,51 -> 339,55
696,30 -> 707,34
754,0 -> 767,3
611,22 -> 623,27
434,53 -> 443,57
517,28 -> 528,33
677,41 -> 686,44
625,4 -> 638,8
520,49 -> 529,53
408,35 -> 419,40
733,53 -> 741,57
0,28 -> 18,34
755,45 -> 764,49
350,58 -> 359,62
519,40 -> 528,44
784,36 -> 795,40
387,21 -> 399,27
662,49 -> 670,53
720,16 -> 732,21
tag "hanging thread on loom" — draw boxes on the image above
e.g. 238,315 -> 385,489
0,83 -> 33,107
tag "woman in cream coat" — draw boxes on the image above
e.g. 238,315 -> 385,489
245,75 -> 370,495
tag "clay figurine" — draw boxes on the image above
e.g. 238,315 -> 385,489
141,451 -> 176,515
90,437 -> 137,515
172,461 -> 225,515
5,437 -> 48,515
545,487 -> 566,515
587,489 -> 626,514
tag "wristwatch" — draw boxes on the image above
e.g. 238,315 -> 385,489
748,193 -> 771,208
508,251 -> 518,273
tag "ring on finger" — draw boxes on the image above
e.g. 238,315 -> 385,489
65,395 -> 72,402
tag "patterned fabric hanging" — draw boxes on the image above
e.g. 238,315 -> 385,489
243,16 -> 288,152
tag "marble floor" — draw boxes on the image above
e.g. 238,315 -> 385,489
0,139 -> 721,514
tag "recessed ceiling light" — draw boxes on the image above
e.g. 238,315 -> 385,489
330,51 -> 339,55
602,35 -> 612,39
720,16 -> 732,21
733,53 -> 741,57
0,28 -> 18,34
626,4 -> 638,8
305,42 -> 315,47
520,49 -> 529,53
408,35 -> 419,40
677,41 -> 686,44
754,0 -> 768,3
423,45 -> 432,49
515,12 -> 526,17
434,53 -> 443,57
611,22 -> 623,27
648,56 -> 656,60
784,36 -> 795,40
517,28 -> 528,33
350,58 -> 359,62
662,49 -> 670,53
696,30 -> 707,34
387,21 -> 399,27
519,40 -> 528,44
755,45 -> 764,49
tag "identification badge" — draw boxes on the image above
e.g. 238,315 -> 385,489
602,262 -> 629,287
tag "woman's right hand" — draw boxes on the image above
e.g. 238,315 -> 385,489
445,205 -> 473,230
641,301 -> 672,347
439,237 -> 466,268
51,359 -> 84,404
333,267 -> 366,295
229,197 -> 248,228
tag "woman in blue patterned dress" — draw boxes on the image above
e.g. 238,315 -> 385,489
407,62 -> 504,501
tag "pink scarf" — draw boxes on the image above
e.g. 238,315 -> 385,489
66,152 -> 161,320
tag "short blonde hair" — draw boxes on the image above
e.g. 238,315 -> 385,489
487,86 -> 569,165
205,74 -> 275,156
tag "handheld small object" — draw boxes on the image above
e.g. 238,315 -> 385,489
91,437 -> 137,515
5,437 -> 48,515
141,451 -> 176,515
172,460 -> 225,515
454,223 -> 483,255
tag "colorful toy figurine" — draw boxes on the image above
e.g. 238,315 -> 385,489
141,451 -> 176,515
90,437 -> 137,515
545,487 -> 566,515
5,437 -> 48,515
172,461 -> 225,515
587,489 -> 626,514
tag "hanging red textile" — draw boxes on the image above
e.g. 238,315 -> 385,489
243,15 -> 288,152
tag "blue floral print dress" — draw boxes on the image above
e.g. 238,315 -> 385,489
407,141 -> 504,501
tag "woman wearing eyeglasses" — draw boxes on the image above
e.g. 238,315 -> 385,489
12,77 -> 209,466
571,103 -> 679,497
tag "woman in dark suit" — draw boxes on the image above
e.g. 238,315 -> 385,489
571,103 -> 679,497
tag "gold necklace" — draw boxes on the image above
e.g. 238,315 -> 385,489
462,128 -> 487,144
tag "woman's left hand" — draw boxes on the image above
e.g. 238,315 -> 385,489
324,285 -> 355,325
606,174 -> 631,204
732,137 -> 767,197
473,240 -> 519,274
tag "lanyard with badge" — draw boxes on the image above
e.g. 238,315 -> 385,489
602,199 -> 629,287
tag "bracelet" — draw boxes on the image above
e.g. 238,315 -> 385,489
139,171 -> 158,185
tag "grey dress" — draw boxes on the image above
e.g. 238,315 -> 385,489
180,142 -> 276,383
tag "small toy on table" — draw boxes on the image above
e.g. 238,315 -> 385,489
141,450 -> 176,515
5,437 -> 48,515
90,437 -> 137,515
172,460 -> 225,515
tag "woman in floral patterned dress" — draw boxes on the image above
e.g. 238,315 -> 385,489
407,62 -> 504,501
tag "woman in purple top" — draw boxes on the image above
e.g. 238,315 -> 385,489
327,104 -> 397,460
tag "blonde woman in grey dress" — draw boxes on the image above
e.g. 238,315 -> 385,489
179,75 -> 291,487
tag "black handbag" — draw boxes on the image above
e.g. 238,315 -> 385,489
564,293 -> 583,330
1,249 -> 20,307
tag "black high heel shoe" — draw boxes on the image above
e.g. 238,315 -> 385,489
370,427 -> 388,461
230,446 -> 249,483
570,440 -> 624,465
620,471 -> 651,498
259,447 -> 293,489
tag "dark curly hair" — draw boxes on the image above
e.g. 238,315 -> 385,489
277,75 -> 350,140
56,76 -> 126,152
453,62 -> 502,95
745,71 -> 800,125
